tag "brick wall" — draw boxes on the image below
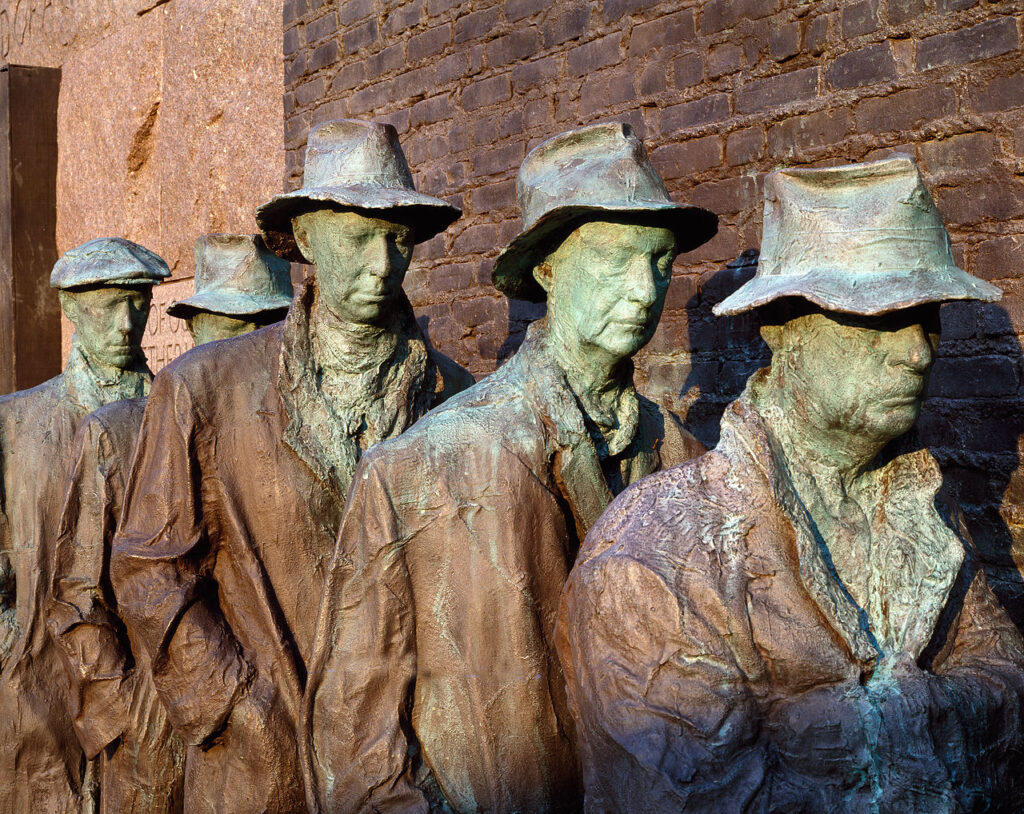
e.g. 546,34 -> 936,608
283,0 -> 1024,615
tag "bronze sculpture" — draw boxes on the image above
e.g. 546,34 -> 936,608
558,157 -> 1024,812
46,233 -> 297,813
167,233 -> 294,345
304,122 -> 717,813
0,238 -> 168,814
109,119 -> 471,813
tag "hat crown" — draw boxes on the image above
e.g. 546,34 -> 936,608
193,234 -> 293,300
302,119 -> 417,193
759,156 -> 955,279
517,122 -> 674,231
50,237 -> 170,289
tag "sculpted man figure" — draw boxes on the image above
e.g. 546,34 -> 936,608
167,232 -> 293,345
46,233 -> 296,813
110,119 -> 471,813
0,238 -> 168,814
559,157 -> 1024,812
305,122 -> 717,813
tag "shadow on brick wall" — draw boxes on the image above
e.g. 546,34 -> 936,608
496,298 -> 546,364
922,302 -> 1024,633
679,250 -> 770,448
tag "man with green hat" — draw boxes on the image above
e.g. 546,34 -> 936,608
110,119 -> 471,813
0,237 -> 168,814
168,232 -> 294,346
558,156 -> 1024,812
305,122 -> 716,813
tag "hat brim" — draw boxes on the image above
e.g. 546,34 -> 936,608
712,265 -> 1002,316
255,185 -> 462,262
491,202 -> 719,303
167,291 -> 294,318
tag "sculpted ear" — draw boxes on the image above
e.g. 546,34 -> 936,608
532,261 -> 554,295
292,215 -> 315,265
58,290 -> 80,327
760,322 -> 784,351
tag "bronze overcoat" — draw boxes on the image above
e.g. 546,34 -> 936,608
49,397 -> 185,814
305,320 -> 706,814
110,284 -> 471,813
558,376 -> 1024,813
0,348 -> 150,814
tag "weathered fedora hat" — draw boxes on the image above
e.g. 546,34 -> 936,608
50,237 -> 170,290
491,122 -> 718,303
256,119 -> 461,262
167,234 -> 294,318
714,155 -> 1001,316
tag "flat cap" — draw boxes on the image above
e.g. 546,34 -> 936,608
50,237 -> 170,290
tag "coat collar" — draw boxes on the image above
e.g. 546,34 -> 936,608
517,320 -> 661,539
720,371 -> 964,668
60,341 -> 151,415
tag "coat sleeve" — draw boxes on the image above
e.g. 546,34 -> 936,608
47,415 -> 134,758
303,450 -> 429,814
109,368 -> 252,746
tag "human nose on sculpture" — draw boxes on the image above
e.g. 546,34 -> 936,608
889,324 -> 933,375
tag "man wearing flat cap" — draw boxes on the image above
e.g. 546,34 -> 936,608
0,237 -> 168,814
168,232 -> 294,345
559,156 -> 1024,812
305,122 -> 716,813
110,119 -> 471,813
44,232 -> 291,814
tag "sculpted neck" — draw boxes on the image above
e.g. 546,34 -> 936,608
310,295 -> 398,372
756,361 -> 890,491
547,317 -> 635,424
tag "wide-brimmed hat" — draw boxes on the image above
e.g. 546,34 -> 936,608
167,234 -> 294,319
256,119 -> 461,262
50,237 -> 170,290
714,156 -> 1001,316
491,122 -> 718,303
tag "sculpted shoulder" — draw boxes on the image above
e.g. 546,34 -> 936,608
0,374 -> 63,434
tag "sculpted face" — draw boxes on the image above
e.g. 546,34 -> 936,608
767,305 -> 939,447
536,217 -> 677,365
186,312 -> 279,346
60,285 -> 152,369
292,208 -> 414,327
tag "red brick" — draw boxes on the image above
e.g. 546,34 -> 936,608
284,26 -> 301,55
661,93 -> 730,134
735,67 -> 818,114
294,76 -> 325,108
542,5 -> 591,48
936,178 -> 1024,226
308,39 -> 339,73
708,43 -> 743,78
511,55 -> 559,92
582,71 -> 636,116
802,13 -> 828,55
485,29 -> 540,67
461,74 -> 512,111
410,94 -> 451,126
285,52 -> 307,85
408,24 -> 450,62
603,0 -> 661,23
471,140 -> 524,177
391,64 -> 436,102
284,0 -> 308,24
918,17 -> 1019,72
826,41 -> 896,89
767,109 -> 853,156
435,52 -> 469,85
726,127 -> 764,166
337,0 -> 374,25
972,235 -> 1024,282
343,17 -> 379,54
887,0 -> 925,24
841,0 -> 878,38
855,86 -> 956,134
505,0 -> 548,21
651,136 -> 723,180
453,222 -> 501,255
701,0 -> 781,34
638,64 -> 666,96
969,72 -> 1024,114
688,175 -> 759,217
769,22 -> 800,62
347,82 -> 388,115
629,9 -> 695,55
920,132 -> 998,181
455,8 -> 498,43
307,11 -> 338,43
523,97 -> 551,129
365,42 -> 405,77
382,0 -> 423,37
673,53 -> 704,88
332,60 -> 365,93
472,178 -> 516,212
567,32 -> 622,76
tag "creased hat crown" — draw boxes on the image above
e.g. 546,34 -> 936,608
714,156 -> 1001,315
50,237 -> 170,290
167,234 -> 293,318
255,119 -> 461,262
492,122 -> 718,302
